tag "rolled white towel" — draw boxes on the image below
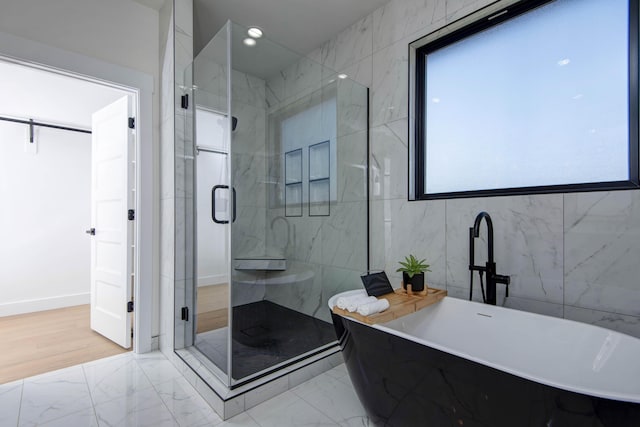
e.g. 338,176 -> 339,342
357,298 -> 390,316
347,296 -> 377,312
336,293 -> 367,310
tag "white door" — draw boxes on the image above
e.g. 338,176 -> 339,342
89,96 -> 133,349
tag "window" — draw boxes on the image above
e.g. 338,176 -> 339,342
410,0 -> 639,199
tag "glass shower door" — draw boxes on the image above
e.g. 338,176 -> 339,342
193,107 -> 230,376
227,22 -> 345,385
176,20 -> 369,390
184,22 -> 232,383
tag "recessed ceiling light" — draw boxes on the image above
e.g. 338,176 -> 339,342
247,27 -> 263,38
243,38 -> 257,46
337,73 -> 348,79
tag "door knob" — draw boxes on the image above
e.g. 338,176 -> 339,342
86,228 -> 96,236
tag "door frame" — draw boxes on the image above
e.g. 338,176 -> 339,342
0,32 -> 155,353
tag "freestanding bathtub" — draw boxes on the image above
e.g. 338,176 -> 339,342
328,290 -> 640,426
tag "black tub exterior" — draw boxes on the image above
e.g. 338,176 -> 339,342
331,312 -> 640,427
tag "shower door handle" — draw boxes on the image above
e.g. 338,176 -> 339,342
212,185 -> 236,224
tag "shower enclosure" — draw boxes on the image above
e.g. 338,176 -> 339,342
174,21 -> 369,389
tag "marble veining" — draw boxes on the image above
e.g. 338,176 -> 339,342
321,201 -> 368,270
336,131 -> 368,203
282,57 -> 323,104
564,305 -> 640,339
370,198 -> 446,288
337,55 -> 373,88
0,381 -> 22,427
446,0 -> 496,24
564,191 -> 640,317
194,58 -> 227,99
18,366 -> 93,426
263,262 -> 323,318
446,195 -> 564,304
245,391 -> 337,427
337,79 -> 368,138
317,266 -> 365,323
371,37 -> 409,127
93,386 -> 177,427
155,376 -> 220,427
83,355 -> 153,405
1,350 -> 375,426
372,0 -> 446,52
232,70 -> 267,108
231,205 -> 267,257
290,372 -> 368,425
319,14 -> 373,73
370,118 -> 408,201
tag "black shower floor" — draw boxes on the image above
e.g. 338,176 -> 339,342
195,300 -> 336,380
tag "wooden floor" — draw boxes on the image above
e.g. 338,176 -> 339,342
196,284 -> 228,334
0,305 -> 129,384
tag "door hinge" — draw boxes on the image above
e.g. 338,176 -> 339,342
181,306 -> 189,321
128,209 -> 135,221
127,301 -> 134,313
181,94 -> 189,109
128,117 -> 135,129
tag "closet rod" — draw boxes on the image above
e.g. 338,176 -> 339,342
0,116 -> 91,135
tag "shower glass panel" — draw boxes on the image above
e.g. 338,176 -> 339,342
193,23 -> 231,382
176,20 -> 369,388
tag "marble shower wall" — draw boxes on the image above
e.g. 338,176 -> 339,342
307,0 -> 640,337
230,70 -> 268,260
263,56 -> 369,323
229,69 -> 269,307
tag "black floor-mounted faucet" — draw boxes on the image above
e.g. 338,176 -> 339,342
469,212 -> 510,305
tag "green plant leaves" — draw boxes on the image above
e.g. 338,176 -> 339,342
395,254 -> 431,277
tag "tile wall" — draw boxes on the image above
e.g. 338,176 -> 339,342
304,0 -> 640,337
262,55 -> 369,323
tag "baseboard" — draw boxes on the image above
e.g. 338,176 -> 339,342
0,293 -> 90,317
198,274 -> 227,287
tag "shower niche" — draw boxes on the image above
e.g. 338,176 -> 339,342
174,21 -> 369,391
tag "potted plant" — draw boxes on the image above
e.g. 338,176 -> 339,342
396,254 -> 431,292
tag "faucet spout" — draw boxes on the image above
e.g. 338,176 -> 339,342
472,211 -> 493,264
469,211 -> 510,305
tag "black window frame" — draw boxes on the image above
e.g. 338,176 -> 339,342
413,0 -> 640,200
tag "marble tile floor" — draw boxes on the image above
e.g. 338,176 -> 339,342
0,350 -> 371,426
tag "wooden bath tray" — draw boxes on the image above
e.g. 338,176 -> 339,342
332,287 -> 447,325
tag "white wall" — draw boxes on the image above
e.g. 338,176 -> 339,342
0,0 -> 161,339
0,122 -> 91,315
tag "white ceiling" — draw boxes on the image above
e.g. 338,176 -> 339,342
0,61 -> 128,129
194,0 -> 389,56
